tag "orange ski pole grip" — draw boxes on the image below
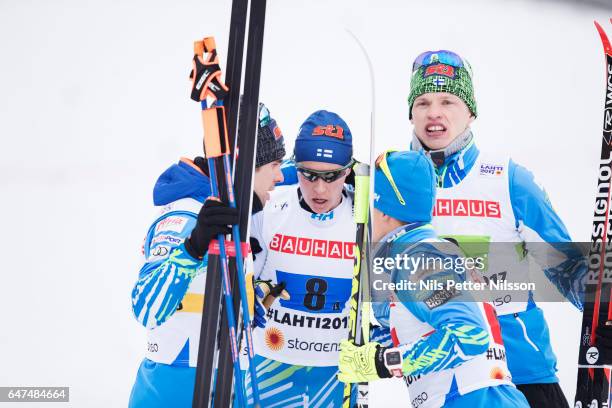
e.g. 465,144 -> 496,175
202,106 -> 230,158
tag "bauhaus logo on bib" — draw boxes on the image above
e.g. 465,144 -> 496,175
433,199 -> 501,218
269,233 -> 355,259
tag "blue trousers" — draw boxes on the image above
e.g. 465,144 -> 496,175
128,359 -> 195,408
443,384 -> 530,407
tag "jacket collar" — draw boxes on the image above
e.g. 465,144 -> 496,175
411,131 -> 479,188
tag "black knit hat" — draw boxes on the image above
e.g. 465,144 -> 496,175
256,103 -> 286,168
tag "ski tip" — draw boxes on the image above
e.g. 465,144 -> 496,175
594,20 -> 612,56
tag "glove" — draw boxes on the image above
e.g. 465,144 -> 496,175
247,279 -> 290,328
338,340 -> 392,383
596,322 -> 612,364
184,198 -> 238,259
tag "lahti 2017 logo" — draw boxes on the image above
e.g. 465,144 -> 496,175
479,163 -> 504,176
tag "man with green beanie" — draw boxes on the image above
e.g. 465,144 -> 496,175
406,50 -> 587,407
337,150 -> 529,408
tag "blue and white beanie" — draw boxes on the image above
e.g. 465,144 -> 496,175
374,150 -> 436,223
294,110 -> 353,166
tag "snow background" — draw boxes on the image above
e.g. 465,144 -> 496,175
1,0 -> 611,406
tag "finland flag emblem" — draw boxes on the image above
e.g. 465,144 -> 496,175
316,148 -> 333,158
433,77 -> 446,86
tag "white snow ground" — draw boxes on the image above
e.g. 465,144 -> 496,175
1,0 -> 611,406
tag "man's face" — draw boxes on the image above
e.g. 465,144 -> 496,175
411,92 -> 474,151
297,161 -> 349,214
372,208 -> 388,242
254,160 -> 284,204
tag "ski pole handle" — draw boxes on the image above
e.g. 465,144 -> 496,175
191,37 -> 229,102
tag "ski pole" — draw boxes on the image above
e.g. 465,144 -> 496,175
202,131 -> 246,407
220,125 -> 262,408
193,37 -> 261,407
204,101 -> 262,406
191,37 -> 245,407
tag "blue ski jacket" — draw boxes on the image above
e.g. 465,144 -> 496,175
416,140 -> 587,385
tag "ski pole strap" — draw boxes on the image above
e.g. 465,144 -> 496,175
201,106 -> 230,158
207,239 -> 251,257
190,37 -> 229,102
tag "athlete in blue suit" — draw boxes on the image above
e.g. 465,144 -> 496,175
128,104 -> 286,407
338,150 -> 530,408
405,49 -> 586,407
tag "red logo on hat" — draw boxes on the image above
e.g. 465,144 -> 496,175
273,125 -> 283,140
424,64 -> 455,78
312,125 -> 344,140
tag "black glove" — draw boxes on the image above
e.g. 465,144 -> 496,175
184,199 -> 239,259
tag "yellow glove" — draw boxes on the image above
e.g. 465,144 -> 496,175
338,340 -> 391,383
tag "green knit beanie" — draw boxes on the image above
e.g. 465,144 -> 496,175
407,50 -> 477,119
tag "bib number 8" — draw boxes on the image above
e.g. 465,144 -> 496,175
304,278 -> 328,311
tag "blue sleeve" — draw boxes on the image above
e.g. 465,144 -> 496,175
131,212 -> 206,329
371,303 -> 393,348
390,243 -> 490,376
509,160 -> 586,310
509,159 -> 571,242
372,302 -> 390,328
